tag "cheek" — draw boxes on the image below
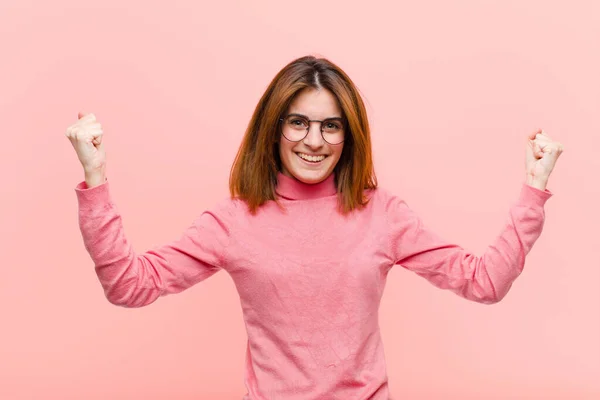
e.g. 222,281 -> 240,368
332,145 -> 344,162
279,139 -> 293,158
278,139 -> 296,168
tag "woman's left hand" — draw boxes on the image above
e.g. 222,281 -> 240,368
525,129 -> 564,191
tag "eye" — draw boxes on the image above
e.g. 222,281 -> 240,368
289,117 -> 308,127
324,121 -> 342,130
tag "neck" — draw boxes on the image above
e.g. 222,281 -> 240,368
275,172 -> 337,200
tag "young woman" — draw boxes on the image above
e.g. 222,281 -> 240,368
66,55 -> 563,399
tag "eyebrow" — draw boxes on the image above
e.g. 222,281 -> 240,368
287,113 -> 343,120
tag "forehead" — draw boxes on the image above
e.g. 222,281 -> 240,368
287,88 -> 342,118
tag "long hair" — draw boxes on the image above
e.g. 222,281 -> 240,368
229,55 -> 377,214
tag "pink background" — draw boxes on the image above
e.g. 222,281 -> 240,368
1,0 -> 598,399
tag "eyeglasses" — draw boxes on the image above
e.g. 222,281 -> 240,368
279,114 -> 345,145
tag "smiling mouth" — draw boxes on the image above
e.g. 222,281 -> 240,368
296,152 -> 327,163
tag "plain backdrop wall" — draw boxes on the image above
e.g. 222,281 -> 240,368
0,0 -> 598,399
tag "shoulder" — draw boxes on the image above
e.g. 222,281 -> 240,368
191,196 -> 248,230
205,196 -> 249,218
365,186 -> 407,210
362,186 -> 419,225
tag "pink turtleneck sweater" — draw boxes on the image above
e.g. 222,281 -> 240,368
74,172 -> 552,399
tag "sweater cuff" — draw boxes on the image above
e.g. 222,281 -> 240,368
518,182 -> 553,207
74,178 -> 112,210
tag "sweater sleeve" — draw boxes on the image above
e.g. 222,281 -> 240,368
385,183 -> 553,304
75,179 -> 232,308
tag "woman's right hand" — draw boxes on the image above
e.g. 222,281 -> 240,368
66,112 -> 106,187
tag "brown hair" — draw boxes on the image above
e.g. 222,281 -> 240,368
229,55 -> 377,214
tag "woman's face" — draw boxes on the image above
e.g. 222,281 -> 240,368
279,87 -> 345,184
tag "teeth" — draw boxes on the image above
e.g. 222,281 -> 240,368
298,153 -> 326,162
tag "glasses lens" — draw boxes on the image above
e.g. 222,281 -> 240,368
321,119 -> 344,144
282,116 -> 308,141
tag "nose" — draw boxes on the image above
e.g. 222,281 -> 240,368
302,121 -> 325,149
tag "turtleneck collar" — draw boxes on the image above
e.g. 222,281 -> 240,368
275,172 -> 337,200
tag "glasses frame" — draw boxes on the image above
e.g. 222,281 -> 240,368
279,114 -> 346,145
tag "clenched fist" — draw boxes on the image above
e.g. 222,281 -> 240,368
66,112 -> 106,188
525,129 -> 564,191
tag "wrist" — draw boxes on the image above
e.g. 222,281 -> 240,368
526,175 -> 548,191
84,168 -> 106,188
